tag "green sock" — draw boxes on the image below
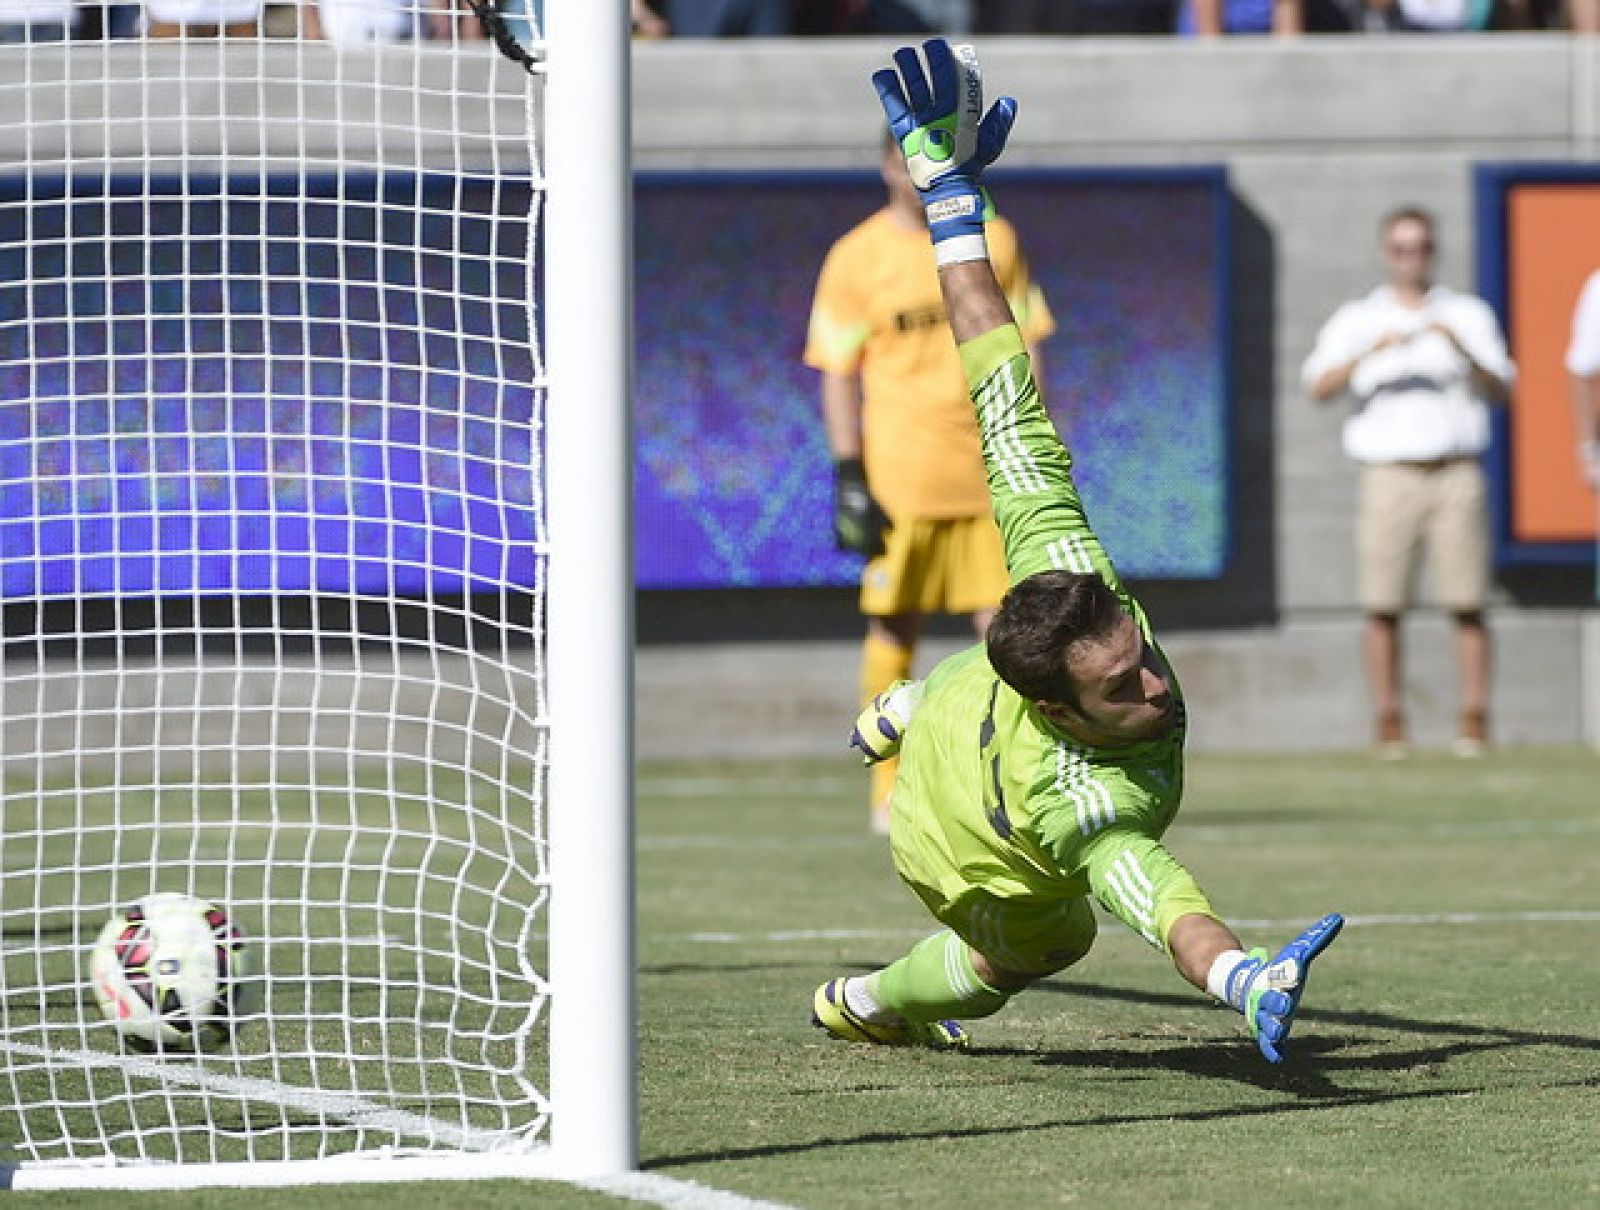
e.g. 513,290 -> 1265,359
872,930 -> 1011,1023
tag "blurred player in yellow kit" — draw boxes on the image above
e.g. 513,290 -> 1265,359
805,131 -> 1055,833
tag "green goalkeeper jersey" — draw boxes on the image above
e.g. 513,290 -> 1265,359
890,325 -> 1214,953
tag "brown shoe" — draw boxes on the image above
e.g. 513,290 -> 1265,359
1376,708 -> 1408,759
1454,708 -> 1488,758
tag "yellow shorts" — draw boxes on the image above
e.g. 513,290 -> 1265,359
859,514 -> 1009,618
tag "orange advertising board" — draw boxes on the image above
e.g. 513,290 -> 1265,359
1506,184 -> 1600,543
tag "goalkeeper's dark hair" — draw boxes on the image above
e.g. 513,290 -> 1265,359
985,571 -> 1124,707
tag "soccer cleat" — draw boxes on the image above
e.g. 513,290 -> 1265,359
1239,912 -> 1345,1063
811,978 -> 970,1051
849,679 -> 923,765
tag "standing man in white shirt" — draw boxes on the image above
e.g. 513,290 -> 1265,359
1570,270 -> 1600,495
1570,268 -> 1600,599
1302,207 -> 1515,757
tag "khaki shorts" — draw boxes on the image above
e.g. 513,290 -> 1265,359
1357,458 -> 1490,614
859,514 -> 1010,618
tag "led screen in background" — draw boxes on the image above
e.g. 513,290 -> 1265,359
0,173 -> 539,599
1474,164 -> 1600,568
635,169 -> 1231,589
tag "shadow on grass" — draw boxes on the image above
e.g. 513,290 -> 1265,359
1029,977 -> 1600,1060
643,1081 -> 1483,1170
645,977 -> 1600,1171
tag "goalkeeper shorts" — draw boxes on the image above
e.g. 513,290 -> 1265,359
860,514 -> 1009,618
899,876 -> 1099,977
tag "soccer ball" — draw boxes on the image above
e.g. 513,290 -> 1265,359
89,893 -> 258,1051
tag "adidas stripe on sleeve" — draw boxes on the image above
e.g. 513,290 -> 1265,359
958,326 -> 1125,595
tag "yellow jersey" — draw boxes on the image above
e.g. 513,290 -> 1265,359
803,209 -> 1055,520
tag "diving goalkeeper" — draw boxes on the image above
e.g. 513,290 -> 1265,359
811,39 -> 1344,1063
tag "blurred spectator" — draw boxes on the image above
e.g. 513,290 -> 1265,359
1565,0 -> 1599,27
977,0 -> 1174,33
106,4 -> 143,35
666,0 -> 792,34
0,0 -> 79,40
58,1 -> 139,37
1302,208 -> 1514,758
1179,0 -> 1303,33
1568,269 -> 1600,502
303,0 -> 411,41
632,0 -> 668,36
423,0 -> 484,39
144,0 -> 264,36
798,0 -> 962,31
1358,0 -> 1493,29
889,0 -> 972,27
898,0 -> 973,28
976,0 -> 1074,28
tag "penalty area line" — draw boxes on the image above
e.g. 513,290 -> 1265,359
678,908 -> 1600,945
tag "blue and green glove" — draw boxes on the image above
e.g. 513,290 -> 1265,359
1221,913 -> 1345,1063
872,39 -> 1018,267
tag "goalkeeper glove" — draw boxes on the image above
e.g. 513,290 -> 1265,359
872,39 -> 1018,267
849,679 -> 923,765
1220,912 -> 1344,1064
833,456 -> 890,558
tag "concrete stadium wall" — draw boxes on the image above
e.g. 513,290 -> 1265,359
633,35 -> 1600,755
1,39 -> 1594,758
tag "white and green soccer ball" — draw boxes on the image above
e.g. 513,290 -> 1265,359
89,892 -> 258,1051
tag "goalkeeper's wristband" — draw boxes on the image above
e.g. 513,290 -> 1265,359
1210,948 -> 1269,1014
920,178 -> 991,267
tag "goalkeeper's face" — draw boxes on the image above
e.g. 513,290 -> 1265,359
1041,612 -> 1178,748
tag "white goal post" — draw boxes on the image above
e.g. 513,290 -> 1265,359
0,0 -> 634,1189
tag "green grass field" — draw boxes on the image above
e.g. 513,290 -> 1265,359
8,747 -> 1600,1208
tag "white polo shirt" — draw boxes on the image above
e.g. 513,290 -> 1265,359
143,0 -> 263,25
1301,284 -> 1515,464
1566,270 -> 1600,378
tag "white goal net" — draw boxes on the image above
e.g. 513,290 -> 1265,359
0,2 -> 630,1189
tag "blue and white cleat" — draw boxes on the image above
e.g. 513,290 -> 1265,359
849,679 -> 924,765
1240,912 -> 1345,1063
811,978 -> 969,1051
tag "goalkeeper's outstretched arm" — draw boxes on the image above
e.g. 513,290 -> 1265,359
940,260 -> 1017,347
873,40 -> 1129,593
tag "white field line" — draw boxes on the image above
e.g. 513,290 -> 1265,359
677,910 -> 1600,945
0,1042 -> 799,1209
0,1038 -> 522,1153
579,1172 -> 799,1210
636,818 -> 1600,849
638,776 -> 855,798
